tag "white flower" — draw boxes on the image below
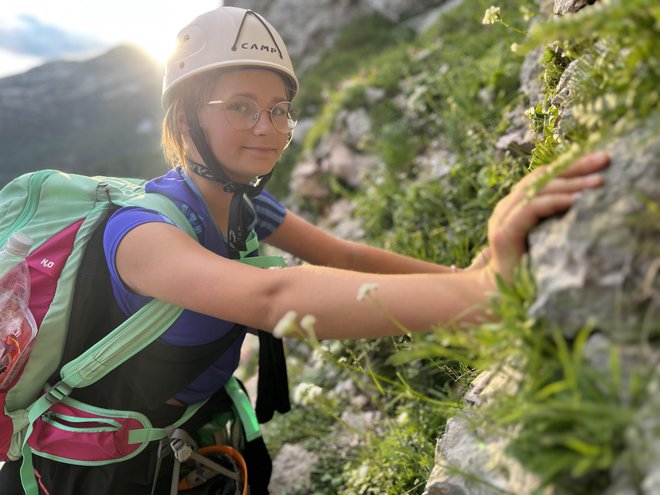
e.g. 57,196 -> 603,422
328,341 -> 343,355
311,348 -> 326,370
300,314 -> 317,334
397,411 -> 410,425
482,6 -> 501,25
355,463 -> 370,484
357,282 -> 379,301
273,310 -> 298,338
510,43 -> 521,54
293,382 -> 323,406
520,6 -> 533,22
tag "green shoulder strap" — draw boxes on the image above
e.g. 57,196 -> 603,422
25,191 -> 197,424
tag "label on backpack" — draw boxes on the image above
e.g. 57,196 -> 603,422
26,219 -> 84,328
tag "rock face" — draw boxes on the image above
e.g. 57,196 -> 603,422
425,370 -> 550,495
425,126 -> 660,495
224,0 -> 449,70
529,130 -> 660,340
554,0 -> 599,15
423,2 -> 659,494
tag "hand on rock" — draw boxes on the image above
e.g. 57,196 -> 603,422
486,151 -> 609,285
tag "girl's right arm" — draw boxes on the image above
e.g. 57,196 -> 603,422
115,152 -> 608,340
116,219 -> 494,339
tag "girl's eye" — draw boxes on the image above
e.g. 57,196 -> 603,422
228,103 -> 250,113
271,106 -> 287,117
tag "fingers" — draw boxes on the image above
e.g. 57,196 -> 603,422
533,151 -> 608,196
558,151 -> 609,178
487,192 -> 577,280
537,173 -> 603,195
510,192 -> 577,233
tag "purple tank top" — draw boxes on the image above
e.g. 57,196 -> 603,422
103,167 -> 286,404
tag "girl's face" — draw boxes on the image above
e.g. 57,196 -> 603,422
194,69 -> 291,183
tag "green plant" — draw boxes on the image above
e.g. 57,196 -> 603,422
265,1 -> 659,493
295,14 -> 415,117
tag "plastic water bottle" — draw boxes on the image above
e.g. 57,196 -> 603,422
0,232 -> 38,390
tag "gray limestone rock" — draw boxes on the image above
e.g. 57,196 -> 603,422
528,129 -> 660,341
424,370 -> 549,495
554,0 -> 598,15
269,443 -> 319,495
224,0 -> 449,71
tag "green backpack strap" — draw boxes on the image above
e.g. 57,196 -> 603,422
126,376 -> 259,446
224,377 -> 261,441
239,230 -> 286,268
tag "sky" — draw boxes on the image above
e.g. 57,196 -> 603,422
0,0 -> 222,78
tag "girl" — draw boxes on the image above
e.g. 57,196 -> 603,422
0,6 -> 608,495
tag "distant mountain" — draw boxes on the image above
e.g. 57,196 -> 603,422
0,45 -> 166,187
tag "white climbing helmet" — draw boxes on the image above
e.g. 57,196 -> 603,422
162,6 -> 299,107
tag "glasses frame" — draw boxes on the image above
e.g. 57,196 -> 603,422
207,96 -> 299,134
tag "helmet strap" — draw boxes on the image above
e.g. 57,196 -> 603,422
183,99 -> 273,258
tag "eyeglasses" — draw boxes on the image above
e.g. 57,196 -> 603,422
207,95 -> 300,134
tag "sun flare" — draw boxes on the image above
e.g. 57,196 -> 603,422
111,1 -> 221,68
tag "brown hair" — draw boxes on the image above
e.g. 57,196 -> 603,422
161,71 -> 219,169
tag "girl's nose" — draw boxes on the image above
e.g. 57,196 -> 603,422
252,109 -> 274,134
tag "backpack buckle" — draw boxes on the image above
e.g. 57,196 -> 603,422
170,437 -> 194,462
43,380 -> 73,405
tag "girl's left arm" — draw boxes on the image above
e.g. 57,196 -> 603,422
265,211 -> 459,274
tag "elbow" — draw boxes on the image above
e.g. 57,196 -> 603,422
250,269 -> 293,333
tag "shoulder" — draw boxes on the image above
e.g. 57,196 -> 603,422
249,190 -> 287,239
103,206 -> 180,253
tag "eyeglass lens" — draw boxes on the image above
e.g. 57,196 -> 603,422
223,96 -> 298,133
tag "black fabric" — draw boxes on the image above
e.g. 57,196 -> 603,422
52,205 -> 126,376
69,326 -> 245,423
0,461 -> 22,495
255,331 -> 290,423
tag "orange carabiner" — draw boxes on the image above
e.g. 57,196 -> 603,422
177,444 -> 248,495
199,445 -> 248,495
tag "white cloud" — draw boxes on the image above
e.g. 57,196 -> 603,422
0,15 -> 104,58
0,0 -> 220,78
0,48 -> 43,77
